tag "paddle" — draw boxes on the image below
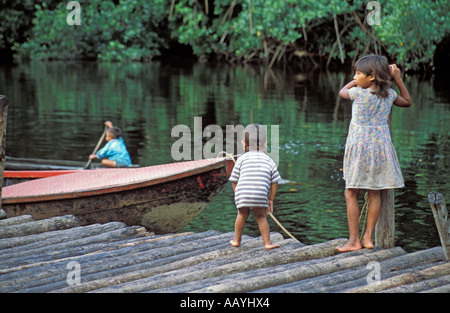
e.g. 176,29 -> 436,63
84,126 -> 108,169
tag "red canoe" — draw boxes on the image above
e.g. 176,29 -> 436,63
3,170 -> 78,186
2,158 -> 234,234
3,156 -> 137,186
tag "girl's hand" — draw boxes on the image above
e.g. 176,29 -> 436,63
390,64 -> 412,107
89,154 -> 97,160
389,64 -> 402,82
267,200 -> 274,214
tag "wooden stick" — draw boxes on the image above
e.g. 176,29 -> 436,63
428,191 -> 450,261
268,213 -> 299,242
84,126 -> 108,169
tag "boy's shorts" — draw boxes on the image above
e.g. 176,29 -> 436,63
113,160 -> 131,167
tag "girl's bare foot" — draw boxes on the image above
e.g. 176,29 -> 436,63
336,241 -> 362,252
361,238 -> 374,249
265,243 -> 280,250
230,240 -> 240,247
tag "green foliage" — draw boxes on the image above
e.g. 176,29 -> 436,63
13,0 -> 168,61
5,0 -> 449,71
372,0 -> 450,71
0,0 -> 49,59
168,0 -> 449,71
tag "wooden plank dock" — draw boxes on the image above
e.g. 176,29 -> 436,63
0,214 -> 448,293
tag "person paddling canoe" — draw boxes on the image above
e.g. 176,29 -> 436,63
89,121 -> 132,168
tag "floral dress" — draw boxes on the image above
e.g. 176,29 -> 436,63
343,87 -> 404,190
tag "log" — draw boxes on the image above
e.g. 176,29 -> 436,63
0,221 -> 125,251
428,191 -> 450,261
0,215 -> 79,239
381,274 -> 450,293
344,262 -> 450,293
0,215 -> 34,227
192,247 -> 405,293
0,95 -> 8,208
421,284 -> 450,293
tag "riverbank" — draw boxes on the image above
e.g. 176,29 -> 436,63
0,214 -> 448,293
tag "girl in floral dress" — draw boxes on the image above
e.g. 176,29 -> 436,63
336,55 -> 412,252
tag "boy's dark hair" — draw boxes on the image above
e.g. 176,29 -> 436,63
107,127 -> 122,139
244,124 -> 267,153
354,54 -> 392,99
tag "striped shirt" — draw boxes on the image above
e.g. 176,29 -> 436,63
229,151 -> 281,209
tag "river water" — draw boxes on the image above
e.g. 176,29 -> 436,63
1,60 -> 449,252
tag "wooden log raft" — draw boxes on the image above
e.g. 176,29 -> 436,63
428,191 -> 450,261
2,214 -> 448,293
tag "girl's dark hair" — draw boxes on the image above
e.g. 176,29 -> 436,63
107,127 -> 122,139
354,54 -> 392,99
243,124 -> 267,153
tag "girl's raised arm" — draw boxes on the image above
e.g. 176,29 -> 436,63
339,80 -> 358,100
390,64 -> 412,107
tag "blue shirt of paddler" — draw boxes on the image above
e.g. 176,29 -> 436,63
96,137 -> 132,167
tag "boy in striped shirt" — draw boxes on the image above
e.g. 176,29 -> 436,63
229,124 -> 281,250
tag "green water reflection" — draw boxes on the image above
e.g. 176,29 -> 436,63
1,61 -> 448,252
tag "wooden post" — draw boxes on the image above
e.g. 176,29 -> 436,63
375,111 -> 395,248
375,189 -> 395,248
428,191 -> 450,261
0,95 -> 8,218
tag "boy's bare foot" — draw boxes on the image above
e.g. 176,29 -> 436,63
265,243 -> 280,250
230,240 -> 240,247
336,241 -> 362,252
